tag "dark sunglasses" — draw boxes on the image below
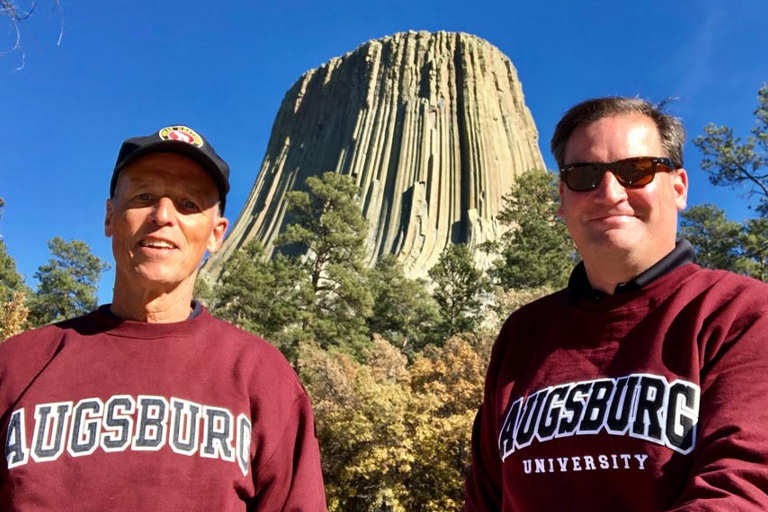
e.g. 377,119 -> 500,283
559,156 -> 676,192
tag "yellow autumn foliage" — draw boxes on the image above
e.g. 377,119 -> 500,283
0,291 -> 29,342
300,333 -> 491,511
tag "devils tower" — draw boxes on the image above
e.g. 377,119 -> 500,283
203,30 -> 544,280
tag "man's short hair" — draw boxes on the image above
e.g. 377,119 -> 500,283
550,97 -> 686,169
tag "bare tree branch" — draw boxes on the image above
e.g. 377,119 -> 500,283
1,0 -> 63,71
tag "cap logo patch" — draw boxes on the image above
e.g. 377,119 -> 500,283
158,126 -> 204,147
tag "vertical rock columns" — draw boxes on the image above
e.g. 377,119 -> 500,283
202,30 -> 545,280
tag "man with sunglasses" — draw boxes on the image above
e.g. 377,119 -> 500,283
465,97 -> 768,511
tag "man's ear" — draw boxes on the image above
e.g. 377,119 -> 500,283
673,168 -> 688,211
206,216 -> 229,253
557,180 -> 565,218
105,199 -> 114,237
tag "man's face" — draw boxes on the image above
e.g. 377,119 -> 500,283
558,113 -> 688,268
105,152 -> 228,294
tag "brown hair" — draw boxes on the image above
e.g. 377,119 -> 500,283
550,97 -> 685,169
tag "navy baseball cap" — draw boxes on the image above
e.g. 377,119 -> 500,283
110,125 -> 230,213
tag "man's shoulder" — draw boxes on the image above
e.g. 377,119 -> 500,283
0,312 -> 95,358
201,310 -> 275,346
512,288 -> 569,316
686,267 -> 768,317
683,265 -> 768,298
200,310 -> 298,372
494,288 -> 568,335
0,313 -> 99,408
203,313 -> 307,398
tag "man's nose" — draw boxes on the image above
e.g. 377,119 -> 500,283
593,170 -> 628,203
150,196 -> 177,225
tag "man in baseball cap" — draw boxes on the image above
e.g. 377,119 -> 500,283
0,125 -> 327,511
110,125 -> 231,213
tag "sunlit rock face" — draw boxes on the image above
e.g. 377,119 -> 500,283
203,30 -> 544,280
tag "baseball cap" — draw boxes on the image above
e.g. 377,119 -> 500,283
110,125 -> 230,213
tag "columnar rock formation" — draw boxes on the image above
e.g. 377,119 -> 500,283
203,30 -> 544,280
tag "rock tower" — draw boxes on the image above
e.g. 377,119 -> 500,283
203,30 -> 544,280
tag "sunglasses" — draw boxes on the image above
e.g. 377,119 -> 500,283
559,156 -> 676,192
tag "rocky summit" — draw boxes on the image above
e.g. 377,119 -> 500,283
203,30 -> 544,280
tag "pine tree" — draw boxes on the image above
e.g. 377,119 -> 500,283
680,204 -> 746,273
366,255 -> 440,357
0,238 -> 26,303
740,218 -> 768,282
694,84 -> 768,215
429,244 -> 491,341
690,84 -> 768,283
484,169 -> 575,291
27,237 -> 110,326
211,240 -> 306,357
277,172 -> 373,358
0,197 -> 31,339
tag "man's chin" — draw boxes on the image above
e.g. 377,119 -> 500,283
128,267 -> 190,290
582,230 -> 639,254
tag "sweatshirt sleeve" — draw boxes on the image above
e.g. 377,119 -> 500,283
465,406 -> 504,511
669,302 -> 768,511
251,391 -> 327,512
464,324 -> 511,512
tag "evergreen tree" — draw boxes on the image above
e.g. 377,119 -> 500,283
211,240 -> 306,357
277,172 -> 373,358
694,84 -> 768,215
214,240 -> 270,331
366,255 -> 440,357
429,244 -> 491,341
27,237 -> 110,326
192,273 -> 216,309
0,197 -> 29,304
740,218 -> 768,282
484,169 -> 575,290
680,204 -> 746,272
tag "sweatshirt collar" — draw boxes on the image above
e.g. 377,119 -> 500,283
567,240 -> 696,303
99,300 -> 203,320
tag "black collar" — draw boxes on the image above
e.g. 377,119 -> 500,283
567,240 -> 696,303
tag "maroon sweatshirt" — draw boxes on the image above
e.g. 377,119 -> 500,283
465,264 -> 768,511
1,308 -> 326,511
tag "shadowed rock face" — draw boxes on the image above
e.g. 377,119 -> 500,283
203,30 -> 544,280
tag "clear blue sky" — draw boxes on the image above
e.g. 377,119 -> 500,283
1,0 -> 766,303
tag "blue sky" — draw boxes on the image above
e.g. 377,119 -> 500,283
1,0 -> 766,303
